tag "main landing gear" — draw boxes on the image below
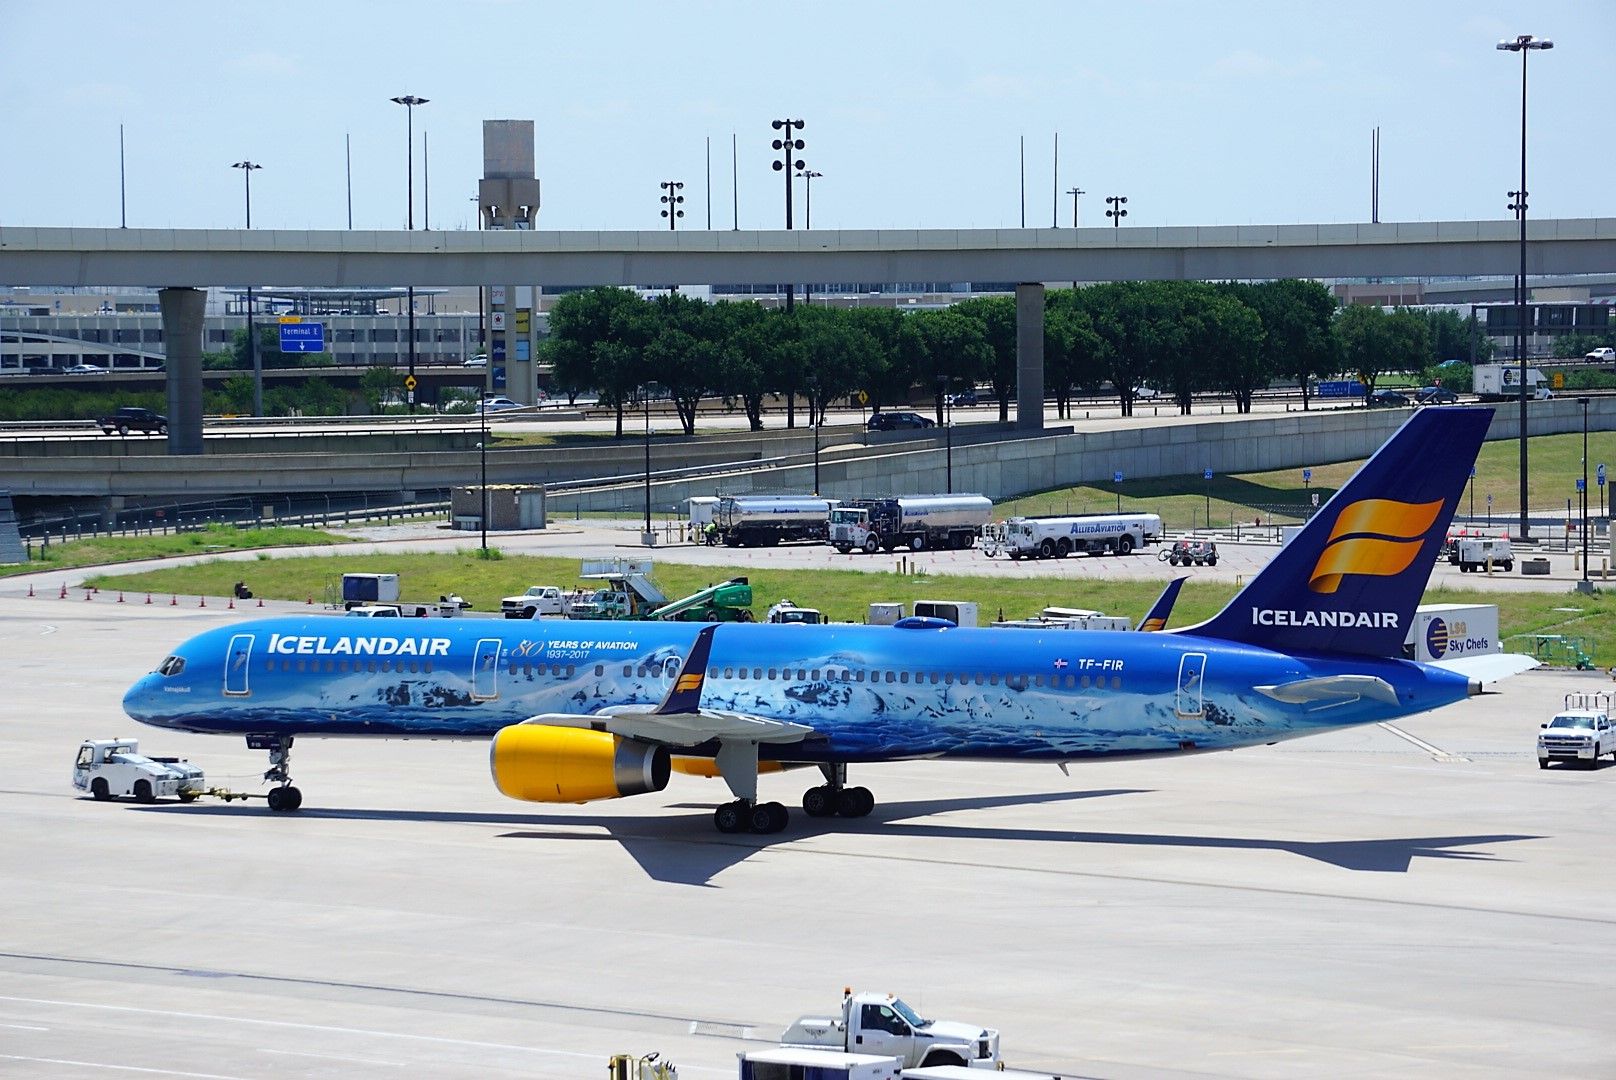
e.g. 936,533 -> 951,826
714,799 -> 788,835
248,734 -> 303,812
802,763 -> 874,820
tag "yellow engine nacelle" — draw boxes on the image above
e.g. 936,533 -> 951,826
490,725 -> 670,804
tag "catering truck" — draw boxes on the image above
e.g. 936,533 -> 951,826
1402,603 -> 1500,663
714,495 -> 835,547
998,513 -> 1162,559
1473,363 -> 1551,402
830,495 -> 993,553
779,990 -> 1000,1070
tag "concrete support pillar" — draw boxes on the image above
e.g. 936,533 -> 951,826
1015,282 -> 1045,431
159,287 -> 206,455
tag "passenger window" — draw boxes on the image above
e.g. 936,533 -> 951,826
623,665 -> 632,677
367,660 -> 377,673
408,660 -> 418,673
798,669 -> 807,681
264,660 -> 274,672
724,666 -> 734,679
975,673 -> 985,685
943,673 -> 954,685
1064,675 -> 1075,689
885,671 -> 895,683
1111,676 -> 1122,690
1080,675 -> 1091,688
899,672 -> 909,684
812,669 -> 821,680
768,668 -> 778,679
423,659 -> 433,674
989,674 -> 1000,686
567,665 -> 576,677
1034,675 -> 1045,688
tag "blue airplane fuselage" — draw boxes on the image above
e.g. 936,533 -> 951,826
123,616 -> 1472,762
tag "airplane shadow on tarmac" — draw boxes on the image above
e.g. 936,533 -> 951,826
139,788 -> 1543,887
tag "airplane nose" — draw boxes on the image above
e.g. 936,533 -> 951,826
122,674 -> 165,725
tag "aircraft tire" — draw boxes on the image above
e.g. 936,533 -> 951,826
837,787 -> 875,818
802,786 -> 834,817
134,780 -> 155,804
714,801 -> 747,833
851,787 -> 875,817
749,801 -> 787,834
90,778 -> 111,801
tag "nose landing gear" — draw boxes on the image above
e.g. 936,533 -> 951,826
248,734 -> 303,812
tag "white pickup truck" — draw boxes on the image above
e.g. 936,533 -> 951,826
501,585 -> 568,619
780,990 -> 1000,1070
1538,693 -> 1614,769
73,739 -> 206,802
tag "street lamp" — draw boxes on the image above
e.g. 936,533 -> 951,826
479,394 -> 488,554
659,180 -> 685,230
231,160 -> 263,416
938,376 -> 954,494
391,94 -> 429,413
795,168 -> 822,229
1067,186 -> 1085,228
1578,396 -> 1591,591
810,380 -> 821,495
1496,34 -> 1552,542
771,119 -> 805,311
1105,195 -> 1128,228
642,386 -> 654,546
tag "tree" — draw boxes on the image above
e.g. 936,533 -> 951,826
1195,288 -> 1267,413
359,365 -> 403,413
953,295 -> 1017,421
545,286 -> 653,437
1335,304 -> 1428,399
1043,296 -> 1105,418
1230,279 -> 1339,410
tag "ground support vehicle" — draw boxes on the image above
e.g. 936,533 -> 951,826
714,495 -> 835,547
1001,513 -> 1162,560
1538,693 -> 1614,769
501,585 -> 568,619
73,739 -> 206,803
1451,537 -> 1513,573
740,1048 -> 899,1080
97,406 -> 167,435
780,990 -> 1000,1071
1160,538 -> 1218,566
649,577 -> 755,622
346,606 -> 402,617
341,573 -> 400,609
831,496 -> 992,554
766,599 -> 824,624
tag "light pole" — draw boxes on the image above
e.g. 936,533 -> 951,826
770,119 -> 805,311
797,167 -> 821,304
391,94 -> 429,413
1497,34 -> 1552,542
642,386 -> 654,546
479,392 -> 488,554
810,380 -> 821,495
1578,396 -> 1591,591
231,160 -> 263,416
1105,195 -> 1128,228
659,180 -> 685,230
938,376 -> 953,494
1067,186 -> 1085,228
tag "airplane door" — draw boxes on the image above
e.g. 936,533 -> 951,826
472,638 -> 501,700
1176,652 -> 1206,718
224,633 -> 254,697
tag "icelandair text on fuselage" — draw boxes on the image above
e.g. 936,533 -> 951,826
1252,609 -> 1399,628
267,633 -> 452,657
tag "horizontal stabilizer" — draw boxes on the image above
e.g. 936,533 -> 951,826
1429,652 -> 1541,687
1254,674 -> 1400,706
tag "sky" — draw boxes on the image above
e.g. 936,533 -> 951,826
1,1 -> 1611,235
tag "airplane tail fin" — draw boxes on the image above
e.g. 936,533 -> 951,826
654,624 -> 718,715
1137,576 -> 1186,632
1186,407 -> 1494,657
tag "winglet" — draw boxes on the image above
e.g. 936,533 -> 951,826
654,624 -> 718,715
1184,407 -> 1494,657
1138,576 -> 1186,632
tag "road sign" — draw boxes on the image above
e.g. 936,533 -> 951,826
1599,464 -> 1607,488
277,320 -> 325,353
1487,494 -> 1493,506
1302,468 -> 1313,483
1311,493 -> 1319,507
404,375 -> 417,391
1113,471 -> 1124,484
1469,465 -> 1476,478
857,390 -> 868,406
1577,478 -> 1586,493
1203,468 -> 1213,481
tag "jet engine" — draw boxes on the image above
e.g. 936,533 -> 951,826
489,724 -> 670,803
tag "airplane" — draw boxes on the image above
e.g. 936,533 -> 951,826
122,407 -> 1534,834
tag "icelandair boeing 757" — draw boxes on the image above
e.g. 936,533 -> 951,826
123,408 -> 1534,834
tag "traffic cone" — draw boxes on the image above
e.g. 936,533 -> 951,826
257,598 -> 264,608
306,596 -> 313,605
170,594 -> 178,606
117,592 -> 125,603
58,583 -> 67,599
145,593 -> 152,605
227,597 -> 235,610
198,596 -> 206,608
26,583 -> 34,598
83,590 -> 92,601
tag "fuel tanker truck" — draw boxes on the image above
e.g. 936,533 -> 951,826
713,495 -> 836,547
829,495 -> 993,553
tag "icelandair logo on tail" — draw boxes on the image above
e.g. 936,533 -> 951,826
1307,497 -> 1444,594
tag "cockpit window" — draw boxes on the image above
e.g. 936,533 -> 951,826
157,655 -> 186,677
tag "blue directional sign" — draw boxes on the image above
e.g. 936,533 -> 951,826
1302,468 -> 1313,483
1203,468 -> 1213,481
1599,464 -> 1607,488
1577,478 -> 1586,493
1113,471 -> 1124,484
278,321 -> 326,353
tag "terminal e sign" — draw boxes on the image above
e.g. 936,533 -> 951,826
277,316 -> 326,353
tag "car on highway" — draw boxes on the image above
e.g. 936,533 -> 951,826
1584,347 -> 1615,363
64,364 -> 108,375
1367,389 -> 1411,407
476,396 -> 526,413
463,354 -> 488,367
97,406 -> 167,435
1415,386 -> 1459,405
944,388 -> 979,407
866,410 -> 936,431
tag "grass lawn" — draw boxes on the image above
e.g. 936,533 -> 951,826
997,430 -> 1616,530
86,550 -> 1616,667
2,524 -> 353,580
